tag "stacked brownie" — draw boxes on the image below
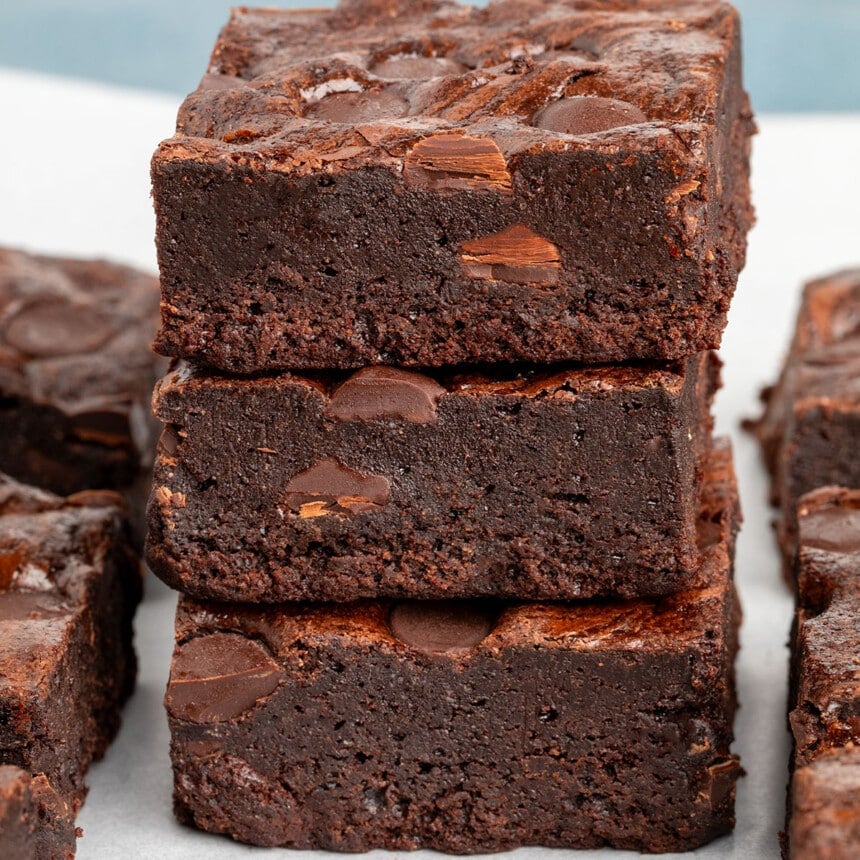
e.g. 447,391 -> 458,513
148,0 -> 754,851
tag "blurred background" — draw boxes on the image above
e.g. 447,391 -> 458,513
0,0 -> 858,112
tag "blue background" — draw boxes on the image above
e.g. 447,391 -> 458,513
0,1 -> 858,112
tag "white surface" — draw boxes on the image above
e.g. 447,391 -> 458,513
1,68 -> 859,859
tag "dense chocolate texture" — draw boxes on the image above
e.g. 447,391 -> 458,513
785,488 -> 860,858
152,0 -> 754,372
147,352 -> 718,603
788,748 -> 860,860
749,269 -> 860,567
0,766 -> 76,860
0,248 -> 163,525
165,440 -> 740,853
0,476 -> 141,810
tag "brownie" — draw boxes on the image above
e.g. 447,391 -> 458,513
0,766 -> 76,860
748,269 -> 860,568
788,747 -> 860,860
152,0 -> 754,372
147,352 -> 719,603
165,439 -> 740,853
785,487 -> 860,858
0,475 -> 141,809
0,247 -> 164,539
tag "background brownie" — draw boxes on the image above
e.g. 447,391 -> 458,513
0,766 -> 76,860
749,269 -> 860,567
785,487 -> 860,858
165,440 -> 740,853
0,475 -> 141,809
788,748 -> 860,860
147,353 -> 718,603
152,0 -> 754,372
0,247 -> 163,538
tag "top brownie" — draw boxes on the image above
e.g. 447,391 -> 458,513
153,0 -> 754,372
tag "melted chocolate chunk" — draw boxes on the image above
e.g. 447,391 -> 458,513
327,367 -> 445,422
370,55 -> 466,80
305,89 -> 410,122
168,633 -> 282,723
283,458 -> 391,517
533,96 -> 647,135
389,600 -> 497,652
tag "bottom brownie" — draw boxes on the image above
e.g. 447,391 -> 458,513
165,439 -> 741,854
0,475 -> 141,809
0,766 -> 76,859
785,487 -> 860,858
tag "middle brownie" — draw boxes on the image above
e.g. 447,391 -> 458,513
147,352 -> 717,603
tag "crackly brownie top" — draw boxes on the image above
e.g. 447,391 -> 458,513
794,487 -> 860,751
158,0 -> 742,174
0,247 -> 162,415
169,439 -> 736,726
0,475 -> 131,698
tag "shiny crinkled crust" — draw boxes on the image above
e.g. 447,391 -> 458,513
152,0 -> 754,372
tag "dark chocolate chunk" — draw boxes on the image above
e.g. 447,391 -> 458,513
533,95 -> 648,134
283,458 -> 391,517
326,367 -> 445,422
167,633 -> 281,723
389,600 -> 497,652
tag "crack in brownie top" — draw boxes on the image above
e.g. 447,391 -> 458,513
161,0 -> 740,171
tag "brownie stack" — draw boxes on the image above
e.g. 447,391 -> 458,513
147,0 -> 754,852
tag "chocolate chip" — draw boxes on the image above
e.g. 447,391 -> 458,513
158,425 -> 181,457
3,301 -> 113,357
460,224 -> 562,286
800,506 -> 860,555
370,55 -> 466,80
404,133 -> 512,194
326,368 -> 445,422
305,90 -> 410,122
166,633 -> 282,723
284,458 -> 390,518
389,601 -> 497,653
533,96 -> 647,135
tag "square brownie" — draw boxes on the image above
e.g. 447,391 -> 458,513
0,475 -> 141,810
0,766 -> 76,860
788,748 -> 860,860
749,269 -> 860,568
785,487 -> 860,858
152,0 -> 754,372
0,248 -> 164,540
164,439 -> 740,853
147,352 -> 718,603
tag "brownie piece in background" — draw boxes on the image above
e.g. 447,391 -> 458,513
748,269 -> 860,568
147,353 -> 718,603
164,439 -> 740,853
0,247 -> 164,540
0,766 -> 76,860
785,487 -> 860,858
0,475 -> 141,810
152,0 -> 754,372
